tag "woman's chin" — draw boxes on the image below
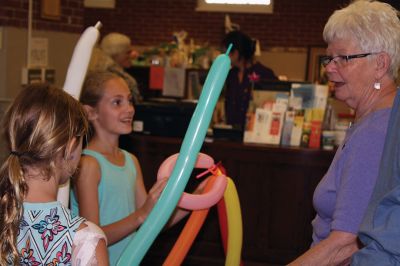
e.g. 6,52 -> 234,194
333,86 -> 347,101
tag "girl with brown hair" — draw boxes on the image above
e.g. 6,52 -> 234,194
0,84 -> 108,265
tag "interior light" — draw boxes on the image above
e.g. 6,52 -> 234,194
205,0 -> 270,5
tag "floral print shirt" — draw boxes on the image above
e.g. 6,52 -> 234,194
17,201 -> 85,266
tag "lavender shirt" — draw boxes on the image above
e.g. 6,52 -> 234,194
312,108 -> 391,245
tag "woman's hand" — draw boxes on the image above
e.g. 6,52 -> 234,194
287,231 -> 359,266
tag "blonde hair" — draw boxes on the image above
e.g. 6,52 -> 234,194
80,71 -> 124,140
0,84 -> 88,264
323,0 -> 400,79
80,71 -> 122,107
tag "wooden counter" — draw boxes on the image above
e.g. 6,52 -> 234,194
120,134 -> 335,266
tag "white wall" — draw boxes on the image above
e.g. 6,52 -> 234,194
0,26 -> 80,99
134,45 -> 308,82
1,31 -> 310,98
257,47 -> 308,82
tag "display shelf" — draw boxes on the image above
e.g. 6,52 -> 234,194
120,134 -> 335,265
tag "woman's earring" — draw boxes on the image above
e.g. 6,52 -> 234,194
374,82 -> 381,90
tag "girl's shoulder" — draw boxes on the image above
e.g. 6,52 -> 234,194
121,149 -> 139,167
80,151 -> 102,170
76,220 -> 107,243
82,148 -> 103,159
78,151 -> 102,183
81,149 -> 109,168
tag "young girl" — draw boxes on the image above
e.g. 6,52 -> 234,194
0,84 -> 108,265
71,71 -> 193,265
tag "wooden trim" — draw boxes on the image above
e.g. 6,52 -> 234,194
41,0 -> 61,20
306,46 -> 326,83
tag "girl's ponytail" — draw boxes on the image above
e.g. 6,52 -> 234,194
0,154 -> 28,265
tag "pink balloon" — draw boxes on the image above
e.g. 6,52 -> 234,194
157,153 -> 227,210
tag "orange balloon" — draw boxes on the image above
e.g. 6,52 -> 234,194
163,174 -> 219,266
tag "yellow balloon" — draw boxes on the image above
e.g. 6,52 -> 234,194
224,177 -> 243,266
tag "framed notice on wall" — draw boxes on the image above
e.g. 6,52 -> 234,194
30,37 -> 48,68
41,0 -> 61,20
162,67 -> 186,98
84,0 -> 116,8
306,46 -> 327,84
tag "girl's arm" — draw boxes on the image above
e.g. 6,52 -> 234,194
76,155 -> 166,245
95,239 -> 109,266
132,154 -> 148,209
132,154 -> 206,228
287,231 -> 360,266
73,222 -> 109,266
164,179 -> 208,228
132,154 -> 168,218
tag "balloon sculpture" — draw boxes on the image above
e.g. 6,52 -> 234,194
58,25 -> 242,263
57,22 -> 102,207
160,153 -> 243,266
117,46 -> 234,265
157,153 -> 227,210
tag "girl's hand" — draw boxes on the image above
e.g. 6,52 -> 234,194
192,178 -> 209,195
138,177 -> 168,222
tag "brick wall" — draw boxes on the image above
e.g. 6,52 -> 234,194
0,0 -> 84,33
2,0 -> 399,48
84,0 -> 349,49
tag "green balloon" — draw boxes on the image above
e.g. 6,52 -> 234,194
117,45 -> 232,265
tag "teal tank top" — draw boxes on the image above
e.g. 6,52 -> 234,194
70,149 -> 137,265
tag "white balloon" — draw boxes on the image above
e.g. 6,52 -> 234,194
63,22 -> 102,99
57,22 -> 101,207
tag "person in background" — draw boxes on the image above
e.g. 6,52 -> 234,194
70,71 -> 202,265
223,30 -> 278,129
0,84 -> 108,265
89,32 -> 142,104
288,1 -> 400,265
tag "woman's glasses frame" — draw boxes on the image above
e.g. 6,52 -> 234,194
321,53 -> 377,67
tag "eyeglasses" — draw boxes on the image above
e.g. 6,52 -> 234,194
321,53 -> 376,67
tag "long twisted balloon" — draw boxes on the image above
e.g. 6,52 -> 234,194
57,22 -> 101,207
63,21 -> 102,99
117,45 -> 233,265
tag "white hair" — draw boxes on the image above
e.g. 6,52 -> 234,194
100,32 -> 132,57
323,0 -> 400,79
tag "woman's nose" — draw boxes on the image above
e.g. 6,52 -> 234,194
324,61 -> 337,73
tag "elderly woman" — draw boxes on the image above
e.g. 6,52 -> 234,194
89,32 -> 142,104
289,1 -> 400,265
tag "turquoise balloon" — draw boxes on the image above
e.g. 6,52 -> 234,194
117,45 -> 232,265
